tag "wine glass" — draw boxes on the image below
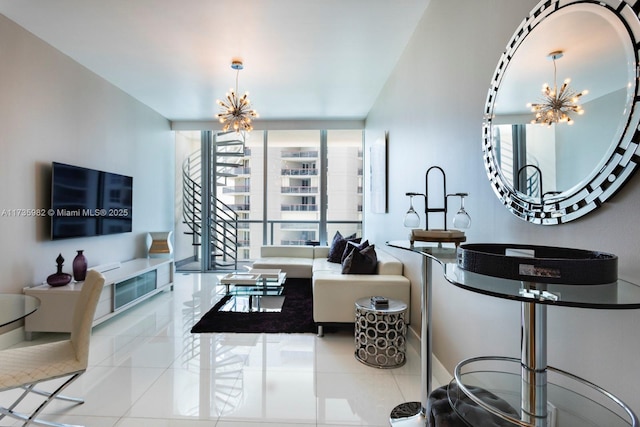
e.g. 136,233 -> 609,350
452,194 -> 471,230
403,194 -> 421,228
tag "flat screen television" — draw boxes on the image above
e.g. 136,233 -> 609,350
51,162 -> 133,240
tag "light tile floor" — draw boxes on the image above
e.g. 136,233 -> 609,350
2,272 -> 441,426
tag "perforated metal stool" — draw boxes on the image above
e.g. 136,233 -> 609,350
354,297 -> 407,368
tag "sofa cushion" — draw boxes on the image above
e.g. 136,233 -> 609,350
313,272 -> 411,323
327,231 -> 360,263
251,256 -> 313,279
314,247 -> 402,276
313,246 -> 330,259
375,249 -> 404,275
260,245 -> 315,258
313,257 -> 341,274
342,244 -> 377,274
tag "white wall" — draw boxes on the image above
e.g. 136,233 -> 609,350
364,0 -> 640,412
174,131 -> 200,263
556,88 -> 627,191
0,15 -> 174,296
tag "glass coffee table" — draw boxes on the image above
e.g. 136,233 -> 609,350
219,269 -> 287,312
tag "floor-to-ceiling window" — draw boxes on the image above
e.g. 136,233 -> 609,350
175,129 -> 363,271
267,130 -> 321,250
326,129 -> 363,241
223,131 -> 264,262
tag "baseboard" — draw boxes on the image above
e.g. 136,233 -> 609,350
175,256 -> 196,268
407,325 -> 452,388
432,354 -> 452,388
0,327 -> 26,350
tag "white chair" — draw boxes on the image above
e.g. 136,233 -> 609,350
0,269 -> 105,427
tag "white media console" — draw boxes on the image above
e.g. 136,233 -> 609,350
23,258 -> 174,338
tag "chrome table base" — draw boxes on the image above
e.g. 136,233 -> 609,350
389,402 -> 425,426
388,249 -> 435,426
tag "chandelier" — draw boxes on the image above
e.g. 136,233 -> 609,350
216,59 -> 258,132
527,51 -> 588,126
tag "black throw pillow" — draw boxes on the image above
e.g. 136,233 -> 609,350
327,231 -> 359,263
341,239 -> 369,263
342,244 -> 377,274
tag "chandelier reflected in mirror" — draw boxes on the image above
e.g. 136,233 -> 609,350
526,51 -> 588,126
216,59 -> 258,132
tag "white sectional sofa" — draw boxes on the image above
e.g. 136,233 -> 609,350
252,245 -> 410,336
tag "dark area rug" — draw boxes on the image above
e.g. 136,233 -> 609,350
190,278 -> 316,333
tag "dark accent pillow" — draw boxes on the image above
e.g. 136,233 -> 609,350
342,244 -> 377,274
327,231 -> 359,263
341,239 -> 369,263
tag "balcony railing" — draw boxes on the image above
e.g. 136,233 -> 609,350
222,186 -> 250,193
281,186 -> 318,194
224,204 -> 250,211
280,222 -> 318,230
281,204 -> 318,211
281,150 -> 319,158
212,219 -> 362,248
233,167 -> 251,175
281,168 -> 318,176
280,239 -> 314,245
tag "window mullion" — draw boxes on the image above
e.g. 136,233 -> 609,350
319,129 -> 328,245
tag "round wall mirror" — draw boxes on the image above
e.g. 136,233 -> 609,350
482,0 -> 640,225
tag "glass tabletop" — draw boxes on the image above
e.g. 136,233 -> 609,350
355,297 -> 407,313
229,285 -> 284,297
387,240 -> 640,309
387,240 -> 458,264
0,294 -> 40,327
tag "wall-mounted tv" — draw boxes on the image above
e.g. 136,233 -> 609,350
51,162 -> 133,240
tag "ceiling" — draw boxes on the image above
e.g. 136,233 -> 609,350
0,0 -> 430,123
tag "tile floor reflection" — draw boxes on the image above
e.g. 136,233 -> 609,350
2,273 -> 441,427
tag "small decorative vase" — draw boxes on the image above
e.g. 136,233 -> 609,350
72,250 -> 88,282
47,253 -> 72,287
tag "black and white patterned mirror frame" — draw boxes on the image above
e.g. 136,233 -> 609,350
482,0 -> 640,225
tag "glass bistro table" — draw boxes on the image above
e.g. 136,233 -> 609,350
388,240 -> 640,427
0,294 -> 40,327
